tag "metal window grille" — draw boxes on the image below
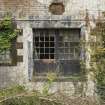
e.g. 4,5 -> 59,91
33,29 -> 81,76
33,29 -> 55,60
33,29 -> 80,61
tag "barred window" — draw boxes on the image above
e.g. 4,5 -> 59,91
33,29 -> 80,61
33,30 -> 55,61
33,29 -> 81,76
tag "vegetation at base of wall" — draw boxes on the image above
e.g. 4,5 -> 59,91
0,93 -> 99,105
0,15 -> 19,53
0,84 -> 99,105
42,72 -> 57,96
0,85 -> 26,101
0,85 -> 99,105
0,96 -> 62,105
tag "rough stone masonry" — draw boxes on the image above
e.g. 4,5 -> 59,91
0,0 -> 105,96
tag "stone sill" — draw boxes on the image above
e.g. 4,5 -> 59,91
31,74 -> 87,82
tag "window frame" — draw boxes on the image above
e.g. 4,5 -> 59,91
33,28 -> 81,77
33,29 -> 81,61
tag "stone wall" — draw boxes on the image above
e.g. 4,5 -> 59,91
0,0 -> 105,96
0,0 -> 105,19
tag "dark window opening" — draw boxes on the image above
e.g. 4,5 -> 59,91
34,36 -> 55,59
33,29 -> 81,76
33,29 -> 81,61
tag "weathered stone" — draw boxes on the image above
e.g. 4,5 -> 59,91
49,2 -> 65,15
0,0 -> 105,97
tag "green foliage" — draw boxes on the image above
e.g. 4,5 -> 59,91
0,16 -> 18,53
0,85 -> 26,101
91,20 -> 105,102
0,85 -> 60,105
42,72 -> 57,96
91,21 -> 105,79
1,97 -> 39,105
1,96 -> 61,105
47,72 -> 57,83
0,85 -> 98,105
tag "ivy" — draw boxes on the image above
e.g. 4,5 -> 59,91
91,18 -> 105,102
0,16 -> 18,53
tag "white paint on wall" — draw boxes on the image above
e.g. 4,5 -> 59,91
37,0 -> 52,4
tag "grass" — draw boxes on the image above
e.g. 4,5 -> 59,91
0,85 -> 99,105
0,85 -> 26,101
0,85 -> 61,105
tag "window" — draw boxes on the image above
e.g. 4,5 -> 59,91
34,36 -> 55,59
58,30 -> 80,60
33,29 -> 81,76
33,30 -> 55,61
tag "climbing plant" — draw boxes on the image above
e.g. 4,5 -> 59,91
0,16 -> 18,53
90,15 -> 105,102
